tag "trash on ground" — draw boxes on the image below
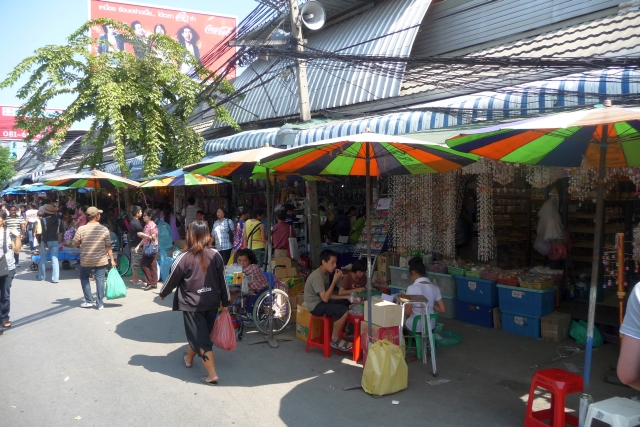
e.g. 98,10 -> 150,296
64,376 -> 69,381
75,416 -> 82,420
392,400 -> 400,405
564,362 -> 580,373
427,379 -> 450,386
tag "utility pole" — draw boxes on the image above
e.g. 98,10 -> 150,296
289,0 -> 321,267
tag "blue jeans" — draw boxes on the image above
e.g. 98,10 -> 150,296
27,227 -> 35,251
0,270 -> 15,327
80,266 -> 106,308
38,241 -> 59,282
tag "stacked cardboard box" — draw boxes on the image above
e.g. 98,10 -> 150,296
541,312 -> 572,342
289,294 -> 305,323
295,302 -> 323,343
283,276 -> 305,297
376,252 -> 400,285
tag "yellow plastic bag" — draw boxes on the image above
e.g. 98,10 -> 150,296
361,339 -> 408,396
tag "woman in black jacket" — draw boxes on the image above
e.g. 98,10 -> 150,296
160,221 -> 230,385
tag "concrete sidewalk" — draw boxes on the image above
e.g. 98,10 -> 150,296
0,260 -> 636,427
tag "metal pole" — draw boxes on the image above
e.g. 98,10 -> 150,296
288,0 -> 311,122
617,232 -> 625,326
579,127 -> 607,426
365,142 -> 373,347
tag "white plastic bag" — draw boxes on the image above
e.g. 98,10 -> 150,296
537,198 -> 564,241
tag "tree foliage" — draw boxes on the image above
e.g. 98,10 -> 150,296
0,18 -> 238,177
0,147 -> 15,188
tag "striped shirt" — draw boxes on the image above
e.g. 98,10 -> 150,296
5,215 -> 25,236
71,222 -> 111,267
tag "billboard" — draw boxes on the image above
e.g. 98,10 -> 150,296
0,105 -> 64,142
89,0 -> 236,78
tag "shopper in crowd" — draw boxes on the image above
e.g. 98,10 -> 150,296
271,210 -> 295,259
66,207 -> 117,310
135,209 -> 158,291
211,207 -> 234,264
0,211 -> 22,333
25,203 -> 39,252
160,221 -> 229,385
349,209 -> 365,244
160,204 -> 181,242
232,206 -> 249,254
338,259 -> 368,296
74,206 -> 88,229
19,205 -> 26,220
303,249 -> 352,351
196,210 -> 204,223
128,206 -> 144,286
244,207 -> 267,267
38,204 -> 62,283
284,204 -> 296,226
403,257 -> 445,332
347,206 -> 357,230
618,282 -> 640,390
181,197 -> 198,228
6,206 -> 25,267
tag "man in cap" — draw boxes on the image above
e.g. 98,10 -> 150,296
66,207 -> 117,310
6,205 -> 26,267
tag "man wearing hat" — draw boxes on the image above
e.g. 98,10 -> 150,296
38,204 -> 63,283
67,207 -> 117,310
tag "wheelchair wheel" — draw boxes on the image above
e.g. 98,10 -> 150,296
252,289 -> 291,335
115,252 -> 130,277
30,263 -> 38,271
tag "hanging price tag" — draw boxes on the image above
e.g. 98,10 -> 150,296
512,291 -> 524,299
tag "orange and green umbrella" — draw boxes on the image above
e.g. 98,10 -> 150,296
446,106 -> 640,167
260,132 -> 478,176
140,171 -> 229,187
44,169 -> 139,189
184,146 -> 282,177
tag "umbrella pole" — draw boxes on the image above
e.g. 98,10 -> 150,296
365,143 -> 373,348
580,130 -> 608,426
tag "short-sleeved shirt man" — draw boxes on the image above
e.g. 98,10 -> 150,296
6,215 -> 25,236
71,222 -> 111,267
129,218 -> 143,247
272,220 -> 294,250
304,267 -> 329,312
621,283 -> 640,340
406,277 -> 442,330
341,273 -> 367,292
182,204 -> 199,226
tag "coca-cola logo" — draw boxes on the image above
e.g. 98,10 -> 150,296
205,25 -> 233,36
176,11 -> 195,23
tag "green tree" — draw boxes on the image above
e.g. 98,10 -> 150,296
0,147 -> 15,188
0,18 -> 238,177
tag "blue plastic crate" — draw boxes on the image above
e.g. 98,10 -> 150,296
456,276 -> 498,307
497,285 -> 555,317
501,311 -> 541,338
455,300 -> 494,328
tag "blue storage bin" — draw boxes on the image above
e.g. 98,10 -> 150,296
456,276 -> 498,307
501,311 -> 541,338
455,300 -> 494,328
389,285 -> 406,296
497,285 -> 554,317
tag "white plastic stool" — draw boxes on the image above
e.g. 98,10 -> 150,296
585,397 -> 640,427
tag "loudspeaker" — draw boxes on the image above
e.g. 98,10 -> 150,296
300,1 -> 325,31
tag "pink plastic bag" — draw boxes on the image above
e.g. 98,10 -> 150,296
211,310 -> 236,351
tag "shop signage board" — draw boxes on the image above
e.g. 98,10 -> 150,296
0,105 -> 64,142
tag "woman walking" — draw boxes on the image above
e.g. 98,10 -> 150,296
160,221 -> 229,385
211,207 -> 234,264
135,210 -> 158,291
0,211 -> 22,334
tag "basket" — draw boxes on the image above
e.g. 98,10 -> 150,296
435,330 -> 462,347
447,266 -> 465,276
465,270 -> 482,279
497,277 -> 519,287
481,271 -> 499,281
519,279 -> 554,290
428,264 -> 448,274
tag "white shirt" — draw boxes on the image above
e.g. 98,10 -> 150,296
181,205 -> 199,226
406,277 -> 442,331
26,209 -> 39,223
621,283 -> 640,340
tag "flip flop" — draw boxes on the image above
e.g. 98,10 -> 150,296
201,376 -> 218,386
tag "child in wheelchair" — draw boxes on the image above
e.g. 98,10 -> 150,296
230,249 -> 268,313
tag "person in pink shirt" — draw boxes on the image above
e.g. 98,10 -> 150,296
271,210 -> 295,259
74,206 -> 88,229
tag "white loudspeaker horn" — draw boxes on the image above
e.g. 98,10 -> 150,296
300,1 -> 326,30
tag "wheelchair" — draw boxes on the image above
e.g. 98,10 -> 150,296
229,270 -> 291,341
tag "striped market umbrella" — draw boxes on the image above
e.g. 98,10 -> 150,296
444,104 -> 640,418
140,171 -> 229,187
261,132 -> 477,362
44,169 -> 140,189
184,146 -> 282,177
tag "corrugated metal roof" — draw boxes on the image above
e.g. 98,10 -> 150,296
198,0 -> 431,130
401,9 -> 640,96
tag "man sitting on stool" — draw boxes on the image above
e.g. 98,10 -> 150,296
303,249 -> 353,352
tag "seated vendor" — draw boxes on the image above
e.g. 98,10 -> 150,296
236,248 -> 268,293
403,257 -> 445,332
338,259 -> 367,296
303,249 -> 352,352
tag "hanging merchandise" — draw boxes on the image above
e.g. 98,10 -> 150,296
534,196 -> 565,256
633,223 -> 640,264
476,167 -> 494,262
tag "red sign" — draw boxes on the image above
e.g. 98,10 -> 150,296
89,0 -> 236,77
0,106 -> 64,141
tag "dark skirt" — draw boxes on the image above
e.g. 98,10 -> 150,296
183,310 -> 216,357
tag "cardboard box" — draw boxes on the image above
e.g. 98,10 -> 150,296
270,257 -> 298,269
274,267 -> 298,279
289,294 -> 305,323
363,299 -> 403,327
295,304 -> 323,343
377,252 -> 400,276
360,321 -> 401,350
541,312 -> 572,342
283,276 -> 305,297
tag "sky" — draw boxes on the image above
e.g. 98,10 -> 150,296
0,0 -> 258,128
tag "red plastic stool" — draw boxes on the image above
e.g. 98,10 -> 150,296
305,315 -> 332,358
524,368 -> 583,427
337,314 -> 364,362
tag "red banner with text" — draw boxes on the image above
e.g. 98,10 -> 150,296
0,106 -> 64,141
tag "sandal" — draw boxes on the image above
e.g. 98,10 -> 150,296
201,376 -> 218,386
330,337 -> 353,352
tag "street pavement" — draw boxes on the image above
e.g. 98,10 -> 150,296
1,254 -> 638,427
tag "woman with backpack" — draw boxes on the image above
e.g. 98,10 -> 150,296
211,207 -> 234,264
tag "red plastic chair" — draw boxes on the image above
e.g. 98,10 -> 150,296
337,313 -> 363,362
305,314 -> 332,358
524,368 -> 583,427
